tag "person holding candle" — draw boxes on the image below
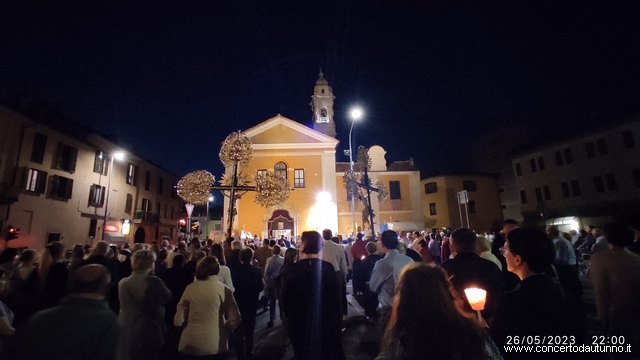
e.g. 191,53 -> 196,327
490,228 -> 584,360
440,228 -> 504,319
376,262 -> 501,360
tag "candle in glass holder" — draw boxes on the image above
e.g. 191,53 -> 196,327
464,288 -> 487,311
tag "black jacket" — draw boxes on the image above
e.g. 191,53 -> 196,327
440,252 -> 504,318
490,274 -> 585,360
230,263 -> 263,315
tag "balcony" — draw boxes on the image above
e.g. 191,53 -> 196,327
134,210 -> 160,224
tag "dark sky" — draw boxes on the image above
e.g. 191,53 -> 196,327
2,0 -> 639,180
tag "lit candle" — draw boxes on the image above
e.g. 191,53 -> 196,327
464,288 -> 487,322
464,288 -> 487,310
361,255 -> 366,260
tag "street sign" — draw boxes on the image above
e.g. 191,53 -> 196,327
457,190 -> 468,204
185,204 -> 195,217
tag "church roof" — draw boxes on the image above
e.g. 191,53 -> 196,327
244,114 -> 339,150
387,160 -> 418,171
335,160 -> 419,173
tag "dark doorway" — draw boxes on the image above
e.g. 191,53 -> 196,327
268,210 -> 294,238
134,227 -> 146,243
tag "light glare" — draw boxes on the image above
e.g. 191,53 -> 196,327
351,108 -> 363,120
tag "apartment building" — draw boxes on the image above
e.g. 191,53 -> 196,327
421,173 -> 503,232
512,116 -> 640,231
0,104 -> 183,250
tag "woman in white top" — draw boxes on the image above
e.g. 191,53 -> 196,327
210,244 -> 234,291
175,256 -> 240,357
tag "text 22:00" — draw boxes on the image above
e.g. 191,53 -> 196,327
592,336 -> 625,345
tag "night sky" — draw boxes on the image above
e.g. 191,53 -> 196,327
2,1 -> 639,182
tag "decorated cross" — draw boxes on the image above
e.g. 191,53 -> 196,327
183,131 -> 290,239
343,146 -> 388,240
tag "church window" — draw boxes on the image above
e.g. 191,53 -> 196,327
389,181 -> 401,200
274,162 -> 287,181
321,89 -> 325,94
294,169 -> 305,188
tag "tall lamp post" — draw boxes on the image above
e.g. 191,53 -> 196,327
103,151 -> 124,241
206,196 -> 214,239
349,108 -> 362,237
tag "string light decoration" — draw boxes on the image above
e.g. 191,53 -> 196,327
355,145 -> 371,172
177,170 -> 215,205
254,171 -> 291,208
374,179 -> 389,203
219,130 -> 254,168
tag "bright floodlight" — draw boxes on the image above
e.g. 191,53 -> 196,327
351,108 -> 363,120
114,152 -> 125,160
317,191 -> 331,203
208,196 -> 214,202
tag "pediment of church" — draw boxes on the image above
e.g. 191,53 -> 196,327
245,114 -> 339,150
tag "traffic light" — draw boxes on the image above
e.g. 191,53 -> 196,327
6,226 -> 19,240
178,219 -> 187,234
191,220 -> 200,234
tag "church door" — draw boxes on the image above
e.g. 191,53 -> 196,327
268,210 -> 295,239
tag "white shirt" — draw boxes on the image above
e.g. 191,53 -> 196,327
320,240 -> 347,277
215,265 -> 234,292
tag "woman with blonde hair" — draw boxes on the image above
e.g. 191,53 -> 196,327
119,249 -> 172,360
175,256 -> 240,358
476,236 -> 502,271
210,244 -> 234,291
376,262 -> 501,360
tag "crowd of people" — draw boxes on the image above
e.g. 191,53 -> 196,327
0,218 -> 638,360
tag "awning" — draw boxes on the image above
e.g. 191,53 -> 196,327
382,222 -> 421,232
545,216 -> 577,226
104,233 -> 127,243
544,216 -> 580,231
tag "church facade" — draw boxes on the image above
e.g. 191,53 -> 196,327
225,72 -> 424,239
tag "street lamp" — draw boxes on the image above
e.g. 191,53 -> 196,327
206,196 -> 214,239
349,108 -> 363,237
102,151 -> 124,242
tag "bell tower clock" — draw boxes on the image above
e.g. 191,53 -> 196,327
310,68 -> 337,138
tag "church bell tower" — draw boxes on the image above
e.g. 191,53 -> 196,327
311,69 -> 336,138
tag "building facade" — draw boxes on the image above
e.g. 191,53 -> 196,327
0,105 -> 183,250
421,174 -> 503,232
512,117 -> 640,231
227,114 -> 340,239
336,147 -> 424,235
222,72 -> 425,239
